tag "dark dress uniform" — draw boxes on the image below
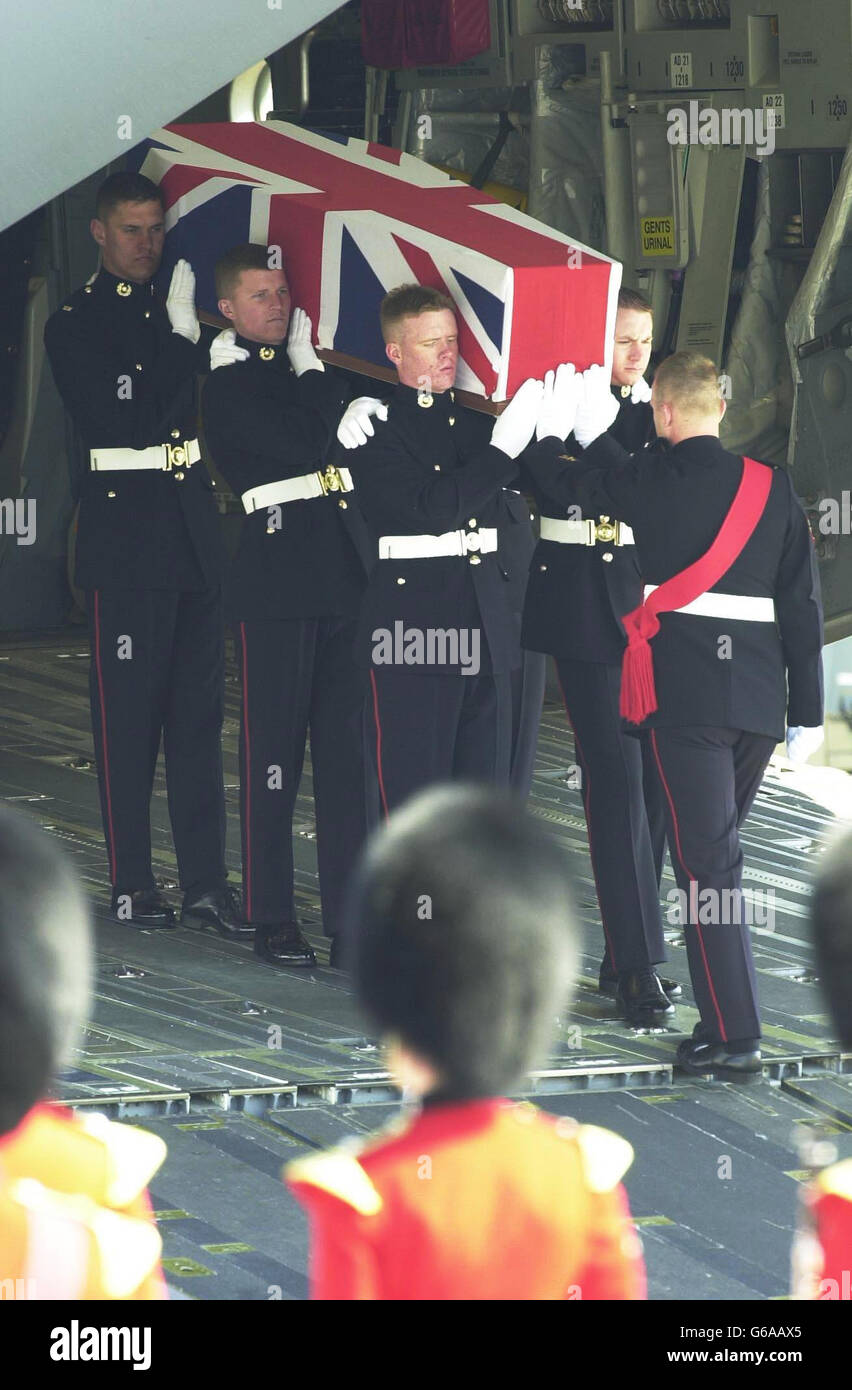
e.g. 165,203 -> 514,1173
525,430 -> 824,1045
522,387 -> 667,976
201,342 -> 369,939
286,1096 -> 645,1300
44,270 -> 227,900
348,385 -> 522,819
449,406 -> 546,799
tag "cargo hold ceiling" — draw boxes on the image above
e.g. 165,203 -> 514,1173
0,0 -> 348,232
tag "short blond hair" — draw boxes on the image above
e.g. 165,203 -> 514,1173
653,352 -> 723,417
380,283 -> 455,343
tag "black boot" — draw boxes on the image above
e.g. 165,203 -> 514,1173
255,924 -> 317,968
676,1037 -> 762,1081
111,888 -> 176,929
599,955 -> 682,1000
616,968 -> 676,1027
181,884 -> 255,938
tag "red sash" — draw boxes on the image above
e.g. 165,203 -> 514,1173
620,456 -> 773,724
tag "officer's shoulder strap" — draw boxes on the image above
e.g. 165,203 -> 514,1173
575,1123 -> 635,1194
285,1147 -> 383,1216
815,1157 -> 852,1203
59,279 -> 99,314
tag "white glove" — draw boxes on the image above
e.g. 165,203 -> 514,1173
287,307 -> 324,376
490,378 -> 545,459
785,726 -> 825,764
209,328 -> 249,371
631,376 -> 653,405
165,259 -> 200,344
574,364 -> 620,447
536,362 -> 583,442
337,396 -> 389,448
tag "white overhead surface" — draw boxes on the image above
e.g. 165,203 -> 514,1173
0,0 -> 347,231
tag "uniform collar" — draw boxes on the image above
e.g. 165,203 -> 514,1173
668,434 -> 727,462
235,334 -> 289,367
612,382 -> 633,401
394,382 -> 456,415
90,267 -> 156,302
397,1096 -> 507,1145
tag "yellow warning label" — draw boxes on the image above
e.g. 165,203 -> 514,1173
640,216 -> 675,257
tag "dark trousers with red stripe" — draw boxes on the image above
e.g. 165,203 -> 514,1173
508,650 -> 546,798
235,616 -> 366,936
87,586 -> 226,895
649,725 -> 775,1044
366,666 -> 513,822
555,659 -> 667,973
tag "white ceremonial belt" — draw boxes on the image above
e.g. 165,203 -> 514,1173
241,465 -> 354,513
540,516 -> 635,546
378,528 -> 498,560
90,439 -> 201,472
644,585 -> 775,622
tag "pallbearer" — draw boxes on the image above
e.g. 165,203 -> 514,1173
522,288 -> 673,1027
44,173 -> 244,937
203,245 -> 371,968
344,284 -> 543,819
527,352 -> 824,1077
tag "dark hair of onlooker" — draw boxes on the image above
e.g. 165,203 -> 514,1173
811,830 -> 852,1048
349,784 -> 578,1098
0,808 -> 91,1136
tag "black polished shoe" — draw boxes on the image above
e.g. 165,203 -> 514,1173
111,888 -> 177,929
181,885 -> 255,938
599,958 -> 682,1000
616,968 -> 676,1027
255,924 -> 317,968
676,1038 -> 762,1082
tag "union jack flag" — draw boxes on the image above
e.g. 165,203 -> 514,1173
135,120 -> 620,402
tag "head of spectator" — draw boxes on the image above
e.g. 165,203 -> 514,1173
612,287 -> 654,391
810,829 -> 852,1048
216,243 -> 292,346
0,808 -> 92,1136
348,784 -> 578,1101
380,283 -> 459,397
91,172 -> 166,285
651,350 -> 726,446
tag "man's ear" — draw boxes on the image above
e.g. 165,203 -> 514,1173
90,218 -> 106,248
718,397 -> 727,422
218,299 -> 235,323
385,340 -> 401,368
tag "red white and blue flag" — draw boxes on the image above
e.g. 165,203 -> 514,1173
136,120 -> 620,402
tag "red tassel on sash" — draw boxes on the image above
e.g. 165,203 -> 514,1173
619,457 -> 773,724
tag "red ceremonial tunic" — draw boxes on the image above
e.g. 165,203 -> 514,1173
792,1157 -> 852,1299
0,1102 -> 167,1299
285,1096 -> 646,1300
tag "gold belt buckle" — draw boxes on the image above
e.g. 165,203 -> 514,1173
318,464 -> 346,495
595,515 -> 620,545
164,442 -> 190,471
